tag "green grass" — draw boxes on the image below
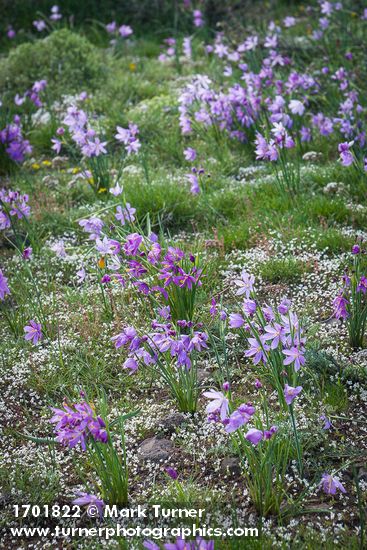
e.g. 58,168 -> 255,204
259,257 -> 311,284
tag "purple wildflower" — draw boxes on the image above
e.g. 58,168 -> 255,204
22,247 -> 33,260
229,313 -> 245,328
245,337 -> 268,365
115,203 -> 136,225
24,320 -> 42,345
0,269 -> 11,300
245,428 -> 263,445
283,384 -> 302,405
320,473 -> 346,495
333,293 -> 349,320
72,492 -> 105,518
165,467 -> 178,480
283,347 -> 305,371
123,233 -> 143,256
184,147 -> 197,161
338,141 -> 354,166
119,25 -> 133,38
204,390 -> 229,421
233,271 -> 255,297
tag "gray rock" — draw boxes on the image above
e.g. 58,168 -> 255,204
160,412 -> 186,431
358,468 -> 367,482
221,456 -> 242,477
197,368 -> 211,384
138,437 -> 173,462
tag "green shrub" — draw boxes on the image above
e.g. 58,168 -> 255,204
0,29 -> 106,98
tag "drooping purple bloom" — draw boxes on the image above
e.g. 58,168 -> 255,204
264,425 -> 278,439
22,247 -> 33,260
320,414 -> 332,430
283,384 -> 302,405
320,473 -> 346,495
0,269 -> 11,300
278,298 -> 291,314
123,233 -> 143,256
184,147 -> 197,161
357,276 -> 367,294
289,99 -> 305,115
51,138 -> 62,154
50,401 -> 107,450
225,403 -> 255,433
79,217 -> 104,240
76,266 -> 86,283
245,428 -> 263,445
165,467 -> 178,480
96,237 -> 120,255
229,313 -> 245,328
33,20 -> 47,32
50,5 -> 62,21
123,357 -> 139,373
243,299 -> 256,316
111,326 -> 138,349
51,240 -> 67,258
110,182 -> 123,196
263,323 -> 286,349
333,293 -> 349,320
115,203 -> 136,225
193,9 -> 204,27
119,25 -> 133,38
338,141 -> 354,166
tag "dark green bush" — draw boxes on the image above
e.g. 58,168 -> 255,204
0,29 -> 106,97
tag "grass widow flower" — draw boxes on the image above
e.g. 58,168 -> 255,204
0,269 -> 11,300
245,428 -> 263,445
333,292 -> 349,320
72,492 -> 105,518
320,473 -> 346,495
233,271 -> 255,297
245,337 -> 269,365
203,389 -> 229,421
283,384 -> 302,405
165,467 -> 178,480
24,320 -> 42,344
283,346 -> 305,371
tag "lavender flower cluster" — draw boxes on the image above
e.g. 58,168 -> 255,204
229,271 -> 306,376
52,105 -> 141,159
79,216 -> 203,300
176,4 -> 367,192
50,401 -> 108,450
0,118 -> 32,163
112,322 -> 208,373
0,188 -> 31,230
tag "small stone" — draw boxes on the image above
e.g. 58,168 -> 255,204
357,468 -> 367,482
221,456 -> 241,477
160,412 -> 186,431
197,368 -> 210,383
138,437 -> 173,462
